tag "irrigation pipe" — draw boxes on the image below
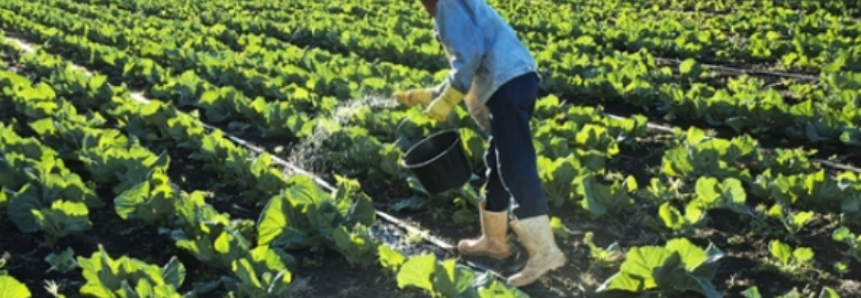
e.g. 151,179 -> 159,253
605,114 -> 861,174
654,56 -> 820,81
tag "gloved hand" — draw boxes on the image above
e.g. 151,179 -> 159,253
424,85 -> 465,122
393,88 -> 433,107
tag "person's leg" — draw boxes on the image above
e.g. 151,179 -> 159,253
485,72 -> 547,219
483,137 -> 511,212
485,72 -> 566,288
456,124 -> 512,260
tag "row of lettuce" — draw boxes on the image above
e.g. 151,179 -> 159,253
621,0 -> 860,16
1,25 -> 856,298
0,32 -> 821,298
0,37 -> 530,297
7,0 -> 861,266
4,0 -> 861,155
78,0 -> 861,72
0,0 -> 853,200
0,2 -> 860,297
4,36 -> 856,297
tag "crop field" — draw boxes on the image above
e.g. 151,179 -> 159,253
2,0 -> 861,297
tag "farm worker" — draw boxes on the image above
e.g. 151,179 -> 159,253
392,0 -> 567,287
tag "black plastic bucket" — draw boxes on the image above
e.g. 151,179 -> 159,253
401,129 -> 472,195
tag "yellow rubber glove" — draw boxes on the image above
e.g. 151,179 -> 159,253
424,85 -> 465,122
393,88 -> 433,107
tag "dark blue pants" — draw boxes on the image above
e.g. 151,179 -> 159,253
482,72 -> 548,219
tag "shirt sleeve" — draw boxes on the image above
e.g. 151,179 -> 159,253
434,0 -> 485,94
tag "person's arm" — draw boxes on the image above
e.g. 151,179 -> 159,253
434,0 -> 485,94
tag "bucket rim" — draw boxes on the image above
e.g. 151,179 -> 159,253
400,129 -> 463,169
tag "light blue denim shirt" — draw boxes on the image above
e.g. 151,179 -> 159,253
430,0 -> 540,107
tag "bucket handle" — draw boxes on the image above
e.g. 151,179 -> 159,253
395,115 -> 413,137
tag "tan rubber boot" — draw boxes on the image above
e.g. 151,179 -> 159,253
507,215 -> 567,287
457,202 -> 512,260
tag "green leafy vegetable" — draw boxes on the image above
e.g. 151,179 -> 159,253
597,238 -> 724,297
77,244 -> 185,298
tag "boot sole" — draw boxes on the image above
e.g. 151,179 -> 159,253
457,245 -> 512,260
459,250 -> 511,260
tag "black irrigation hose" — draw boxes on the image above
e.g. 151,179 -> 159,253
605,114 -> 861,173
654,56 -> 821,81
